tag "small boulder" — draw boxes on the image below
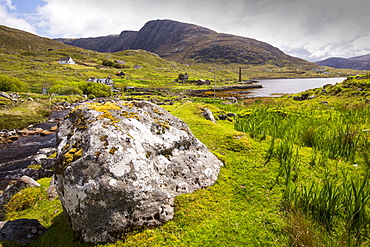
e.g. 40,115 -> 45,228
201,108 -> 216,123
47,176 -> 58,200
0,176 -> 40,207
0,219 -> 46,244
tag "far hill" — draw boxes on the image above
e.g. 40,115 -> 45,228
316,54 -> 370,70
56,19 -> 316,68
0,25 -> 70,53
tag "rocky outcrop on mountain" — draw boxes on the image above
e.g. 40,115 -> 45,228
54,100 -> 223,243
56,19 -> 315,68
316,54 -> 370,70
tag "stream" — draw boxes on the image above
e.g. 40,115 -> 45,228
0,109 -> 69,190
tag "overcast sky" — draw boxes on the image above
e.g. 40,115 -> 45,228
1,0 -> 370,62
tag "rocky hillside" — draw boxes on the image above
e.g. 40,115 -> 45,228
57,19 -> 315,68
316,54 -> 370,70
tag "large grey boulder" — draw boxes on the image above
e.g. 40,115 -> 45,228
55,100 -> 223,243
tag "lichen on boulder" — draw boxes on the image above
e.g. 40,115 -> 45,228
54,100 -> 223,243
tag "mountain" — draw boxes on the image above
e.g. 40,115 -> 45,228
0,25 -> 70,53
316,54 -> 370,70
56,19 -> 315,68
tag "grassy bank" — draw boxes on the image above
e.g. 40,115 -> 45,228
0,94 -> 85,130
2,75 -> 370,246
0,99 -> 51,130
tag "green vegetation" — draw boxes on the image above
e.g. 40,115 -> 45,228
0,75 -> 27,92
0,98 -> 51,129
0,35 -> 362,95
48,81 -> 111,97
2,24 -> 370,246
0,93 -> 84,130
2,74 -> 370,246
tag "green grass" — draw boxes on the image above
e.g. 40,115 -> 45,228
0,100 -> 51,129
1,93 -> 370,246
1,101 -> 288,247
3,74 -> 370,246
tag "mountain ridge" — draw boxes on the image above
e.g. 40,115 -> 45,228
56,19 -> 316,68
316,54 -> 370,70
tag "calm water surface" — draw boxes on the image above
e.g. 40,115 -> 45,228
248,77 -> 346,97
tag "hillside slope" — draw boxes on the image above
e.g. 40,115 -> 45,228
316,54 -> 370,70
0,24 -> 193,92
57,19 -> 316,68
0,25 -> 70,53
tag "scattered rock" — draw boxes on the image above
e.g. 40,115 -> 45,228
222,97 -> 237,103
201,108 -> 216,123
7,135 -> 19,141
55,100 -> 223,243
218,115 -> 233,122
293,93 -> 310,101
0,92 -> 19,101
37,147 -> 57,157
47,176 -> 58,200
0,219 -> 46,244
218,114 -> 228,120
0,176 -> 40,207
40,130 -> 54,136
0,126 -> 57,144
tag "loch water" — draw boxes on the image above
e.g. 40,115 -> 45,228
247,77 -> 346,97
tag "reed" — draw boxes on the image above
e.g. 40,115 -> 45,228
291,178 -> 342,231
342,172 -> 370,235
235,103 -> 370,165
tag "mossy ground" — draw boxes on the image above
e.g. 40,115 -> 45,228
1,101 -> 287,247
2,75 -> 370,247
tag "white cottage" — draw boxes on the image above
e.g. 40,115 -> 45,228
58,57 -> 76,65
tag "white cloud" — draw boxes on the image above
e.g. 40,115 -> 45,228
3,0 -> 15,10
0,0 -> 36,33
2,0 -> 370,61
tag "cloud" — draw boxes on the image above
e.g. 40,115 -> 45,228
0,0 -> 36,33
4,0 -> 15,10
3,0 -> 370,61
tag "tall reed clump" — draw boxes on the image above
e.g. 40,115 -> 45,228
235,104 -> 370,165
284,172 -> 370,245
342,172 -> 370,235
285,176 -> 343,231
